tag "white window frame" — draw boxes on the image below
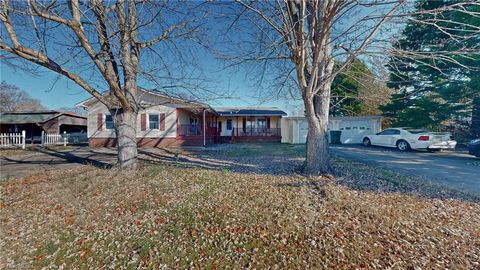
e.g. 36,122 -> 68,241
104,114 -> 114,130
226,119 -> 233,130
148,113 -> 160,130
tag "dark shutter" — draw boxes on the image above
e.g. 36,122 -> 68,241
266,117 -> 271,129
97,113 -> 103,131
160,113 -> 166,131
141,113 -> 147,131
242,117 -> 246,132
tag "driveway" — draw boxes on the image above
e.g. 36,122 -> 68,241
330,144 -> 480,195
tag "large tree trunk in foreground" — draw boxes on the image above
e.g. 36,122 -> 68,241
303,89 -> 333,176
113,109 -> 138,170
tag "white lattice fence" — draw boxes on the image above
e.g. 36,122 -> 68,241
0,131 -> 26,149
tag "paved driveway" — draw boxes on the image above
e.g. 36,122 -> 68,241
330,145 -> 480,195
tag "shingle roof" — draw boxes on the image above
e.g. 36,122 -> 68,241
0,111 -> 86,124
215,107 -> 287,117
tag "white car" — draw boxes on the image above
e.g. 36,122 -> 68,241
362,128 -> 457,152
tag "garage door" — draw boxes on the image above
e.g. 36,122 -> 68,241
339,120 -> 374,144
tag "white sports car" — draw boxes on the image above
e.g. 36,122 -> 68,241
362,128 -> 457,152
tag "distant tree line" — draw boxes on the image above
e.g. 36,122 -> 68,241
0,81 -> 44,112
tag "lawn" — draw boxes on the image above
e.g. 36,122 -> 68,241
1,144 -> 479,269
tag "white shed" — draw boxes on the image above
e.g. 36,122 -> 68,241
281,115 -> 383,144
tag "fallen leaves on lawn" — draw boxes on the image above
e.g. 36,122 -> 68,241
0,162 -> 478,269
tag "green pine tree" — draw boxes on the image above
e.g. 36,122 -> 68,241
381,0 -> 480,133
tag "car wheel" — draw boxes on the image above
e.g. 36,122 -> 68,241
396,140 -> 410,151
363,137 -> 371,147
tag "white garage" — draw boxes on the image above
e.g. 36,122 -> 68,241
281,115 -> 383,144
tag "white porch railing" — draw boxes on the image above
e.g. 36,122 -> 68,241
0,131 -> 26,149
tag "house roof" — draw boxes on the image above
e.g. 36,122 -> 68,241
76,88 -> 212,109
215,107 -> 287,117
0,110 -> 86,124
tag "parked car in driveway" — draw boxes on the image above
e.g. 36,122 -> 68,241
467,139 -> 480,157
362,128 -> 457,152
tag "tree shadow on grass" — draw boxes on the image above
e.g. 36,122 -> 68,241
2,144 -> 478,203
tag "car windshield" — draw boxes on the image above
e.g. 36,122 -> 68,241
404,128 -> 428,134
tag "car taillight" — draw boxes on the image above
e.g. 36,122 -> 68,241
418,135 -> 430,141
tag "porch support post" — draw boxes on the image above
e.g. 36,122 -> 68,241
203,108 -> 206,147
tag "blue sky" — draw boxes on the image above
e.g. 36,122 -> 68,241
0,1 -> 395,116
0,56 -> 302,114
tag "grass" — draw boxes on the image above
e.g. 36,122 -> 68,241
0,145 -> 76,157
1,161 -> 479,269
215,142 -> 305,157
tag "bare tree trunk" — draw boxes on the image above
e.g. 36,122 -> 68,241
303,89 -> 332,176
113,108 -> 138,170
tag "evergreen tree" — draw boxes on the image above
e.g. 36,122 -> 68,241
331,59 -> 391,117
382,0 -> 480,132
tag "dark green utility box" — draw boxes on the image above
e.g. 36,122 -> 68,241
330,130 -> 342,144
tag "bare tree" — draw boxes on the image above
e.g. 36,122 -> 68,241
0,81 -> 45,112
219,0 -> 479,175
0,0 -> 206,169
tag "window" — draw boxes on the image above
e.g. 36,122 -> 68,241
246,119 -> 254,129
378,129 -> 400,135
257,119 -> 266,128
226,119 -> 232,130
352,126 -> 358,130
105,115 -> 114,130
149,114 -> 159,129
360,127 -> 365,130
345,127 -> 351,130
190,117 -> 198,126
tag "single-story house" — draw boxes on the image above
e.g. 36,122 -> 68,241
281,115 -> 383,144
0,110 -> 87,142
77,88 -> 220,147
78,89 -> 289,147
215,107 -> 286,142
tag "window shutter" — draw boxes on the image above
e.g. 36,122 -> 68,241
242,117 -> 246,132
97,113 -> 103,131
141,113 -> 147,131
160,113 -> 166,131
266,117 -> 271,129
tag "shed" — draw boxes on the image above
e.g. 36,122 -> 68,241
0,110 -> 87,142
281,115 -> 383,144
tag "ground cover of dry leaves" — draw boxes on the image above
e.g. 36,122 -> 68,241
1,159 -> 479,269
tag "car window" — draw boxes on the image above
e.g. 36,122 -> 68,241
379,129 -> 398,135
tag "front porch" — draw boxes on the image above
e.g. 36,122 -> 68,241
217,115 -> 282,143
176,108 -> 219,146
